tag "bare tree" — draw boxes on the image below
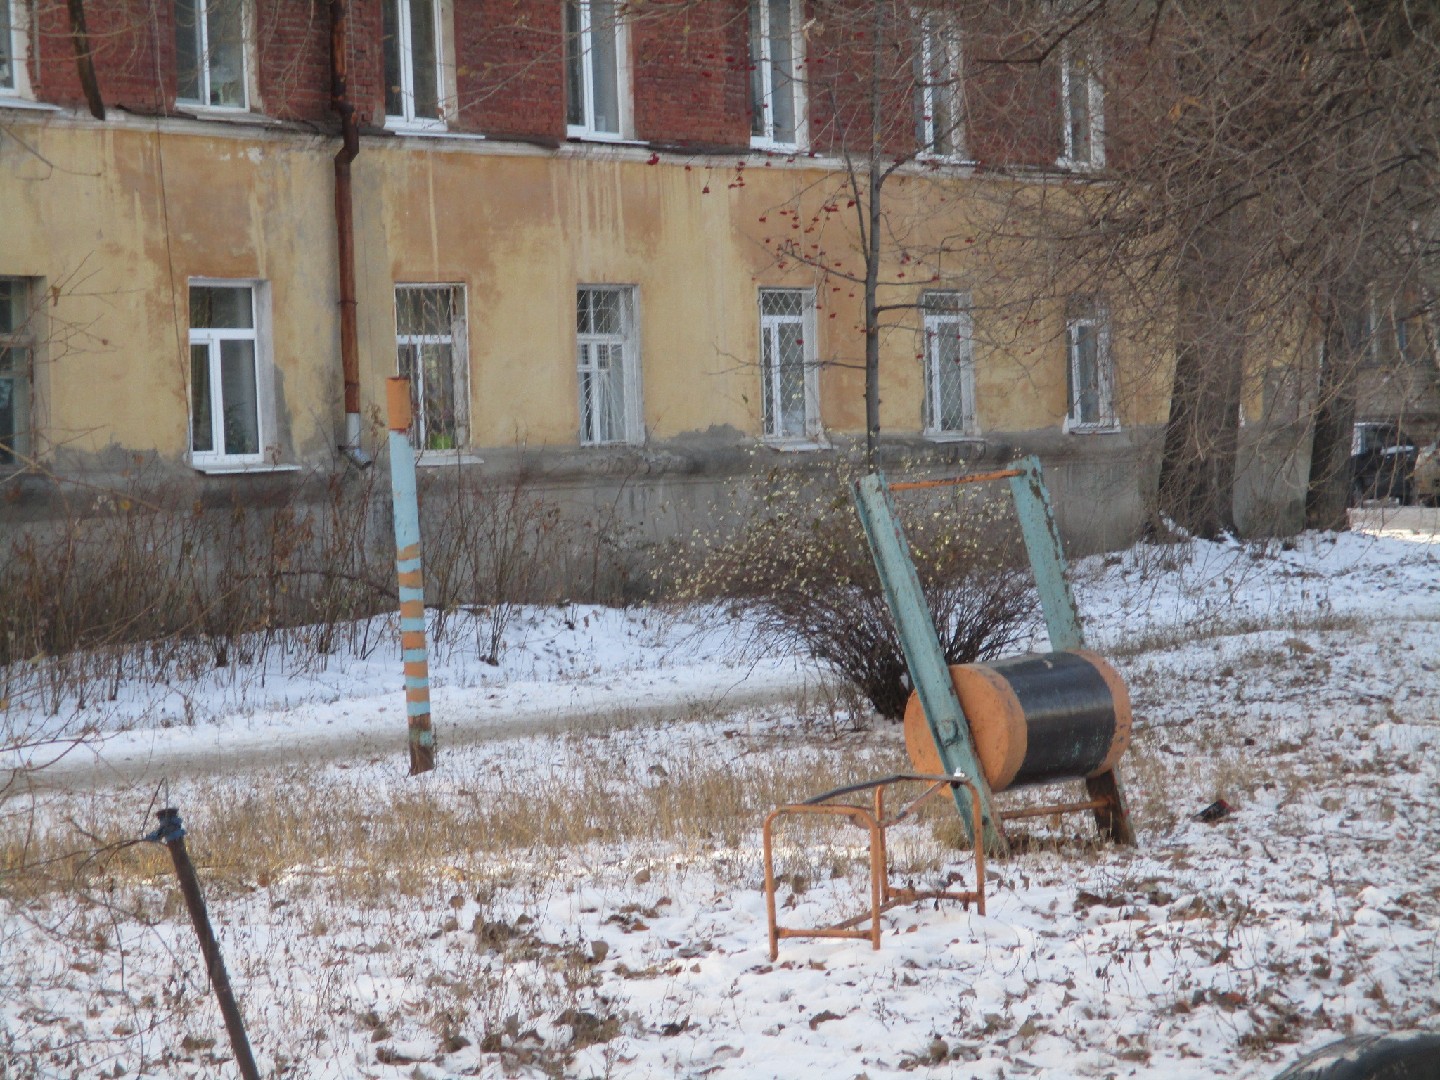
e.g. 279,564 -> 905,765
987,0 -> 1440,537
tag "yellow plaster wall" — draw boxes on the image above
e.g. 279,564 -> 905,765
0,116 -> 1168,465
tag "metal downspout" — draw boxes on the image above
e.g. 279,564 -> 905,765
331,0 -> 369,467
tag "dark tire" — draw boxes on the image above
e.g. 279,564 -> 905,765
1273,1031 -> 1440,1080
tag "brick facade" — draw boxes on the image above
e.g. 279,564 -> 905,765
17,1 -> 1105,167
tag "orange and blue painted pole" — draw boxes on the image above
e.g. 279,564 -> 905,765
387,377 -> 436,774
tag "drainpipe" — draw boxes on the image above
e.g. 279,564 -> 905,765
331,0 -> 371,467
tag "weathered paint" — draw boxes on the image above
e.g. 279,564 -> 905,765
851,473 -> 1008,855
0,116 -> 1165,467
386,378 -> 434,774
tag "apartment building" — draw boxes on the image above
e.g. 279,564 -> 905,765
0,0 -> 1164,549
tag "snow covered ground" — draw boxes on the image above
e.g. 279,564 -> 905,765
3,516 -> 1440,1078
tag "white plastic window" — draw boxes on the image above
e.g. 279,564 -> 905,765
175,0 -> 249,109
384,0 -> 446,129
566,0 -> 630,139
189,282 -> 269,466
1060,41 -> 1104,169
749,0 -> 805,149
916,11 -> 963,159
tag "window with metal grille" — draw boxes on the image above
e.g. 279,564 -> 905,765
916,11 -> 964,159
0,277 -> 34,466
175,0 -> 248,109
189,282 -> 266,465
577,286 -> 641,445
922,291 -> 976,436
395,285 -> 467,451
566,0 -> 628,139
384,0 -> 444,128
1066,298 -> 1117,430
749,0 -> 804,149
759,288 -> 819,441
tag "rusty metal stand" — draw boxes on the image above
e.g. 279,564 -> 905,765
763,773 -> 986,961
146,808 -> 261,1080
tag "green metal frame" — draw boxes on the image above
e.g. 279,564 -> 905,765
852,456 -> 1135,855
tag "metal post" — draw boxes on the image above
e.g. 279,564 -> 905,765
1007,456 -> 1135,845
387,376 -> 436,775
147,809 -> 260,1080
852,474 -> 1009,855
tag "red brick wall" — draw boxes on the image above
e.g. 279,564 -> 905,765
19,0 -> 1091,169
965,10 -> 1062,170
631,0 -> 749,149
806,3 -> 918,160
256,0 -> 334,123
456,0 -> 564,140
32,0 -> 169,113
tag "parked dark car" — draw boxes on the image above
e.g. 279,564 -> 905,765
1350,422 -> 1417,504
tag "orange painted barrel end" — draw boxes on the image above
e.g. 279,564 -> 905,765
903,651 -> 1131,793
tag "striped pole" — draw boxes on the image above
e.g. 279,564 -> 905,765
386,377 -> 436,775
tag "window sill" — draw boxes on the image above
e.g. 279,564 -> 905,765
923,431 -> 983,444
415,450 -> 485,467
191,462 -> 301,476
1064,422 -> 1120,435
565,129 -> 638,145
763,437 -> 829,453
1056,157 -> 1105,173
750,137 -> 805,155
176,103 -> 257,121
0,96 -> 62,112
383,119 -> 453,137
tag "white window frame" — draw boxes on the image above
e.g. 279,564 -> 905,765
175,0 -> 251,111
759,287 -> 821,444
188,279 -> 277,470
921,291 -> 977,437
916,9 -> 964,161
395,284 -> 469,452
576,285 -> 643,446
0,276 -> 36,467
384,0 -> 449,131
1059,39 -> 1104,170
749,0 -> 807,151
1064,301 -> 1117,432
565,0 -> 632,141
0,0 -> 33,98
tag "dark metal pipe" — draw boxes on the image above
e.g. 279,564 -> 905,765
66,0 -> 105,120
150,809 -> 260,1080
330,0 -> 366,463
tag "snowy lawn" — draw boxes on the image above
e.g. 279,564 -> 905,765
3,521 -> 1439,1078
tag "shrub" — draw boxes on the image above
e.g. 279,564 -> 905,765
682,461 -> 1040,719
